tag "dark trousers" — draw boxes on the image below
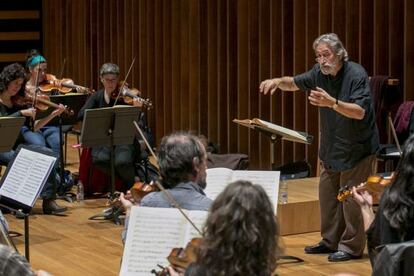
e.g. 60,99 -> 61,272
92,144 -> 136,190
319,155 -> 376,256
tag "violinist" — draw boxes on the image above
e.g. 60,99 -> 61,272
0,63 -> 67,214
24,49 -> 63,157
353,134 -> 414,267
166,180 -> 280,276
77,63 -> 142,192
120,132 -> 213,242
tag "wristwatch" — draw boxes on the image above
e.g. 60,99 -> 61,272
332,98 -> 339,110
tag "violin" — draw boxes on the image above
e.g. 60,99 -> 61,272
153,238 -> 201,276
111,81 -> 153,109
108,181 -> 159,208
337,175 -> 393,202
39,74 -> 93,94
130,181 -> 159,201
12,94 -> 74,115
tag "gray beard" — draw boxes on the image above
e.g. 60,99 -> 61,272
198,179 -> 207,190
320,59 -> 339,75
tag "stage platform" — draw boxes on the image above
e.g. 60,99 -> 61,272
278,177 -> 320,236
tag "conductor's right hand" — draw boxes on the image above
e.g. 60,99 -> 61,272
259,78 -> 280,95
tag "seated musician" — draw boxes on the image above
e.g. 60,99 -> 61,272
166,180 -> 280,276
77,63 -> 142,192
352,134 -> 414,267
0,63 -> 67,214
24,49 -> 62,157
120,132 -> 213,242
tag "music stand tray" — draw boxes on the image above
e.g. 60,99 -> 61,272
0,117 -> 25,153
81,105 -> 140,147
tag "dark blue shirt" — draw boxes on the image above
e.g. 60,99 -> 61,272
294,61 -> 379,171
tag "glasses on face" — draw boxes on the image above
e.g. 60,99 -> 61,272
102,78 -> 118,83
315,52 -> 333,63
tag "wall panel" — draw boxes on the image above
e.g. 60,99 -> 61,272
38,0 -> 414,173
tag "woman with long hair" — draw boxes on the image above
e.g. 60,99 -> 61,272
353,134 -> 414,266
168,180 -> 280,276
0,63 -> 67,214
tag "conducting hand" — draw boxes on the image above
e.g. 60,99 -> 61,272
308,87 -> 335,108
259,78 -> 281,95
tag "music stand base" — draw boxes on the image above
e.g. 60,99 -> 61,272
88,205 -> 124,226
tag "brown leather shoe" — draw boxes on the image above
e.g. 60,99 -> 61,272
42,199 -> 67,215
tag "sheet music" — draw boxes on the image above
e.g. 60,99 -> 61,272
0,148 -> 56,207
232,170 -> 280,213
120,207 -> 206,276
205,168 -> 280,213
204,168 -> 233,199
256,119 -> 308,142
183,211 -> 208,243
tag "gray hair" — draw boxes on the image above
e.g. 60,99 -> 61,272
157,132 -> 205,187
313,33 -> 349,61
100,63 -> 120,76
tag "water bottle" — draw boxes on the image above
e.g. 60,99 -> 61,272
77,181 -> 84,202
279,176 -> 288,204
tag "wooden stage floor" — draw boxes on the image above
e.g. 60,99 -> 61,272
6,134 -> 372,275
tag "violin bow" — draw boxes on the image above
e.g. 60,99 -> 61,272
113,57 -> 136,106
388,112 -> 402,155
132,121 -> 203,236
58,58 -> 66,79
28,62 -> 42,131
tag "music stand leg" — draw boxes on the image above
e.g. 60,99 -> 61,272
88,127 -> 122,225
24,215 -> 29,262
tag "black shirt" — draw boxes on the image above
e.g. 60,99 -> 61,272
294,61 -> 379,171
77,89 -> 118,120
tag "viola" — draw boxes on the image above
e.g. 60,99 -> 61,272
111,81 -> 153,109
108,181 -> 159,208
12,94 -> 74,115
153,238 -> 201,276
39,74 -> 93,94
130,181 -> 159,201
337,175 -> 393,202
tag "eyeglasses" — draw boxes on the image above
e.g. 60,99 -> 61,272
315,52 -> 333,63
102,78 -> 118,83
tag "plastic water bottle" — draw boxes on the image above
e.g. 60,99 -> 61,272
279,176 -> 288,204
77,181 -> 84,202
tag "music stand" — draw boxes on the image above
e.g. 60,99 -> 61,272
37,94 -> 89,201
233,118 -> 312,265
233,118 -> 313,168
0,144 -> 58,261
81,105 -> 140,224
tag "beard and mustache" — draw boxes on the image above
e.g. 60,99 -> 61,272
320,58 -> 339,75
